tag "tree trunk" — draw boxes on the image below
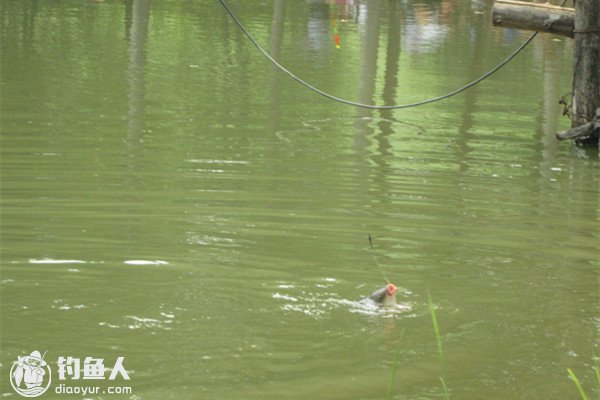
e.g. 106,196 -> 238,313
572,0 -> 600,146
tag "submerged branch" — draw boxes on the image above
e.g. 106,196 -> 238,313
556,108 -> 600,141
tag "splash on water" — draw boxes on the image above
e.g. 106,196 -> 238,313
272,279 -> 412,318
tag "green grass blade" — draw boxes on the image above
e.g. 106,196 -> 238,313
567,368 -> 589,400
386,329 -> 405,400
428,291 -> 449,398
439,377 -> 450,400
594,356 -> 600,391
428,291 -> 445,370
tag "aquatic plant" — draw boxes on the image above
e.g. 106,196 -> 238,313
428,291 -> 450,400
386,293 -> 450,400
596,358 -> 600,393
567,356 -> 600,400
567,368 -> 588,400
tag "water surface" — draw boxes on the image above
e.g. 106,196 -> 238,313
1,1 -> 599,399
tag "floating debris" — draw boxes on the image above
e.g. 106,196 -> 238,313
123,260 -> 169,266
29,259 -> 86,264
98,322 -> 121,329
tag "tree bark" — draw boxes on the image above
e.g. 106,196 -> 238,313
572,0 -> 600,146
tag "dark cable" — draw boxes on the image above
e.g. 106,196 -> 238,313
218,0 -> 539,110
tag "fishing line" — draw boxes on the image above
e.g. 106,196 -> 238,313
368,234 -> 391,284
218,0 -> 541,110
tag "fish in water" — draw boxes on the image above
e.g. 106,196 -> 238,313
361,283 -> 398,308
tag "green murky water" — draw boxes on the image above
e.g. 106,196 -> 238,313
1,1 -> 598,399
